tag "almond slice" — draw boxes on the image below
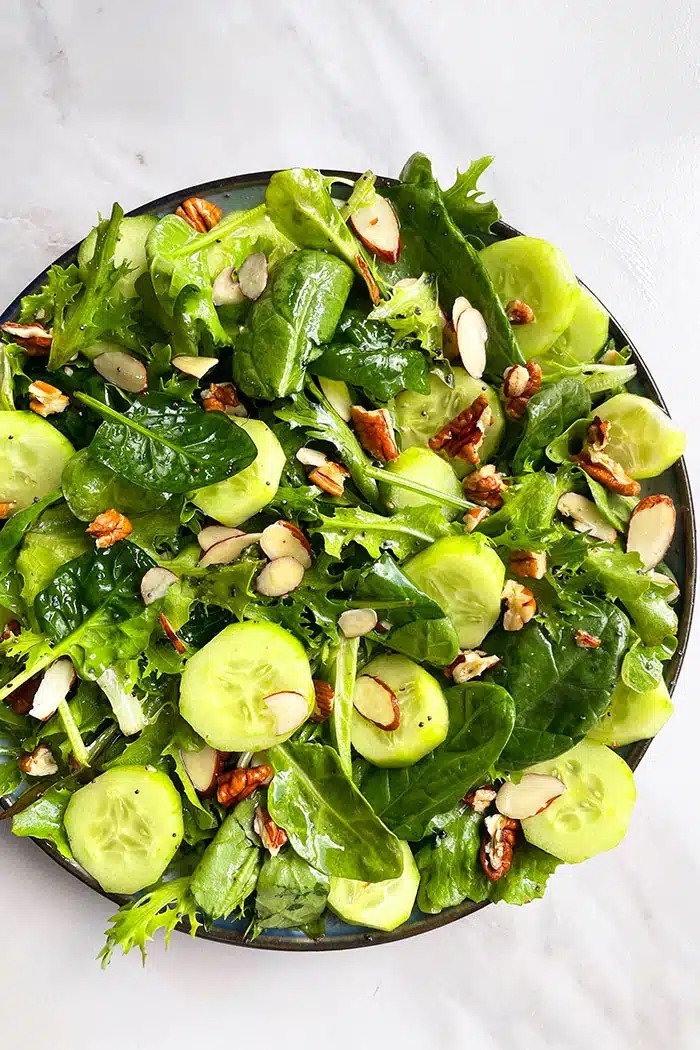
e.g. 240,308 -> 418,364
456,305 -> 488,379
338,608 -> 378,638
255,556 -> 305,597
296,447 -> 329,468
238,252 -> 268,300
171,355 -> 219,379
140,567 -> 178,605
180,744 -> 223,796
159,612 -> 186,654
197,525 -> 245,552
353,675 -> 400,731
29,658 -> 76,721
557,491 -> 618,544
264,690 -> 308,735
452,295 -> 471,329
495,773 -> 566,820
318,376 -> 353,421
259,521 -> 312,569
348,195 -> 401,264
93,351 -> 148,393
626,494 -> 676,571
212,266 -> 246,306
199,532 -> 262,568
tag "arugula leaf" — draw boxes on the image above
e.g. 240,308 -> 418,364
11,784 -> 73,858
512,378 -> 591,474
442,156 -> 500,236
190,796 -> 262,919
368,273 -> 442,357
362,683 -> 516,840
99,875 -> 202,967
252,850 -> 329,938
314,504 -> 461,561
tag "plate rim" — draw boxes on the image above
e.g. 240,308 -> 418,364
1,168 -> 695,953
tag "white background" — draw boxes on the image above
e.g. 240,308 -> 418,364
1,2 -> 698,1047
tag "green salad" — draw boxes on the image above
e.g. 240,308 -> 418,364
0,154 -> 686,964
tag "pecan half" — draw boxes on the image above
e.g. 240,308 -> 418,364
587,416 -> 611,452
4,673 -> 42,715
502,580 -> 536,631
445,650 -> 500,683
253,805 -> 288,856
176,196 -> 222,232
351,406 -> 399,462
355,254 -> 381,306
311,679 -> 334,722
202,382 -> 246,417
502,360 -> 542,420
28,381 -> 69,418
0,619 -> 20,641
505,299 -> 535,325
1,320 -> 52,355
429,394 -> 492,464
465,785 -> 497,814
0,501 -> 17,519
86,509 -> 133,548
19,745 -> 58,777
463,506 -> 490,532
575,629 -> 601,649
509,550 -> 547,580
463,464 -> 507,509
480,813 -> 519,881
217,764 -> 273,807
572,449 -> 641,497
309,460 -> 350,497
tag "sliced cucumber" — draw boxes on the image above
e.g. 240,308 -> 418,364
596,393 -> 686,479
588,677 -> 673,747
395,369 -> 504,478
78,214 -> 158,298
0,411 -> 74,512
64,765 -> 183,894
382,447 -> 463,520
191,418 -> 284,527
521,740 -> 636,864
480,235 -> 580,358
328,840 -> 419,931
179,621 -> 314,751
541,288 -> 609,371
404,534 -> 505,649
351,654 -> 449,767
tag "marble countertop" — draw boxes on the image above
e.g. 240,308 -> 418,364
1,1 -> 698,1047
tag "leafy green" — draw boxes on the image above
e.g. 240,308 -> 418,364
0,490 -> 62,606
362,683 -> 516,840
368,273 -> 442,356
232,250 -> 354,400
18,262 -> 82,328
441,156 -> 500,236
190,796 -> 262,919
512,379 -> 591,474
314,504 -> 461,561
0,342 -> 24,410
267,741 -> 404,881
11,784 -> 73,858
252,850 -> 329,937
61,448 -> 168,522
16,504 -> 91,614
337,170 -> 377,220
623,587 -> 678,647
331,634 -> 359,777
581,471 -> 637,531
99,875 -> 202,967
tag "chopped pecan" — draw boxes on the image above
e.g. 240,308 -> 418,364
0,619 -> 20,641
19,745 -> 58,777
86,509 -> 133,548
502,580 -> 536,631
355,254 -> 381,306
176,196 -> 222,233
445,650 -> 500,683
351,406 -> 399,462
309,460 -> 350,497
0,501 -> 17,519
217,764 -> 273,807
509,549 -> 547,580
429,394 -> 493,464
463,464 -> 507,509
253,805 -> 288,856
465,785 -> 497,814
3,673 -> 42,715
463,506 -> 489,532
201,382 -> 246,417
503,360 -> 542,420
311,679 -> 334,722
505,299 -> 535,325
480,813 -> 519,881
1,320 -> 52,355
502,364 -> 530,398
575,629 -> 601,649
572,449 -> 641,497
587,416 -> 611,451
28,380 -> 69,417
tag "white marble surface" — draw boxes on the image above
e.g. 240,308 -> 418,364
1,1 -> 699,1047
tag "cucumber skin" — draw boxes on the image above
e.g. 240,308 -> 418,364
383,447 -> 463,519
328,841 -> 419,931
0,411 -> 75,511
587,678 -> 673,747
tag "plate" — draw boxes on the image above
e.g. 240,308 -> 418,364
1,170 -> 695,951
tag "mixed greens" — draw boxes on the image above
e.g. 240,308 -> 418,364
0,155 -> 687,964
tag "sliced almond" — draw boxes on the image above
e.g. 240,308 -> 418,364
197,525 -> 245,552
171,355 -> 218,379
557,492 -> 618,544
296,446 -> 329,468
496,773 -> 566,820
159,612 -> 186,654
348,195 -> 401,264
649,569 -> 680,602
140,567 -> 178,605
452,295 -> 471,329
199,532 -> 262,568
212,266 -> 246,306
238,252 -> 268,301
29,658 -> 76,721
93,351 -> 148,393
264,690 -> 308,735
456,305 -> 488,379
353,675 -> 400,731
626,494 -> 676,571
259,521 -> 312,569
338,608 -> 378,638
180,744 -> 223,796
255,556 -> 305,597
318,376 -> 353,421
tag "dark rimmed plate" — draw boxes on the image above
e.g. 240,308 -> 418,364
1,170 -> 695,952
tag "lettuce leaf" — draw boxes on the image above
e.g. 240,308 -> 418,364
99,875 -> 201,967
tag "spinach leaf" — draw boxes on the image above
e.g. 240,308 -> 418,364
99,875 -> 201,967
232,250 -> 354,400
0,754 -> 22,797
332,635 -> 358,777
11,784 -> 73,858
441,156 -> 500,237
61,448 -> 167,522
488,600 -> 629,768
362,683 -> 516,841
512,379 -> 591,474
314,505 -> 461,561
190,796 -> 262,919
368,273 -> 442,357
252,851 -> 329,937
79,391 -> 257,494
16,505 -> 91,612
267,742 -> 404,881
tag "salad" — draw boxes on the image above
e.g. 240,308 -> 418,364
0,154 -> 687,964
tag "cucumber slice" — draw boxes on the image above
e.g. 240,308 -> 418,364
480,236 -> 580,358
395,369 -> 505,478
179,621 -> 314,751
403,534 -> 505,649
328,840 -> 419,931
351,654 -> 449,767
521,740 -> 636,863
382,447 -> 463,520
191,418 -> 285,527
64,765 -> 183,894
541,288 -> 609,371
596,393 -> 685,479
0,411 -> 75,512
588,677 -> 673,747
78,214 -> 158,298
